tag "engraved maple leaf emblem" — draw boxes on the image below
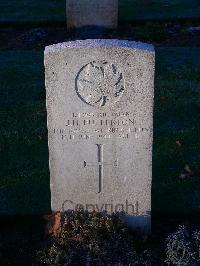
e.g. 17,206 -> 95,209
76,61 -> 124,107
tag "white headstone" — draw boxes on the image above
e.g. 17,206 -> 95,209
66,0 -> 118,30
45,39 -> 155,232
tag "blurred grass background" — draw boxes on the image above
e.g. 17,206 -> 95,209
0,0 -> 199,24
0,48 -> 199,214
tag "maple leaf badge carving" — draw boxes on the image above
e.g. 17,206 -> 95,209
76,61 -> 125,107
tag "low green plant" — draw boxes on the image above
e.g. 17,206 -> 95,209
165,225 -> 200,265
37,211 -> 151,265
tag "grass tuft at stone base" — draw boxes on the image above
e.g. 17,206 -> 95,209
37,211 -> 151,265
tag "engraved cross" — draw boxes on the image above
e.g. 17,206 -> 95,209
84,144 -> 118,193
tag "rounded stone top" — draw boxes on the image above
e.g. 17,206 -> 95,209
45,39 -> 155,54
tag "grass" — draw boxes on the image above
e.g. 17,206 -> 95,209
0,0 -> 199,24
0,0 -> 64,24
120,0 -> 200,21
0,47 -> 199,214
153,47 -> 200,213
0,52 -> 50,214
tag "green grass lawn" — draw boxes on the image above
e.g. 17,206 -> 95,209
0,47 -> 199,214
0,52 -> 50,214
153,47 -> 200,213
0,0 -> 199,24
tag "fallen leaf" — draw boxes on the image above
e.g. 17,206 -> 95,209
184,164 -> 193,173
45,211 -> 62,237
175,140 -> 182,147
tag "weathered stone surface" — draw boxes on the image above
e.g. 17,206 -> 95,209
45,39 -> 155,232
66,0 -> 118,30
